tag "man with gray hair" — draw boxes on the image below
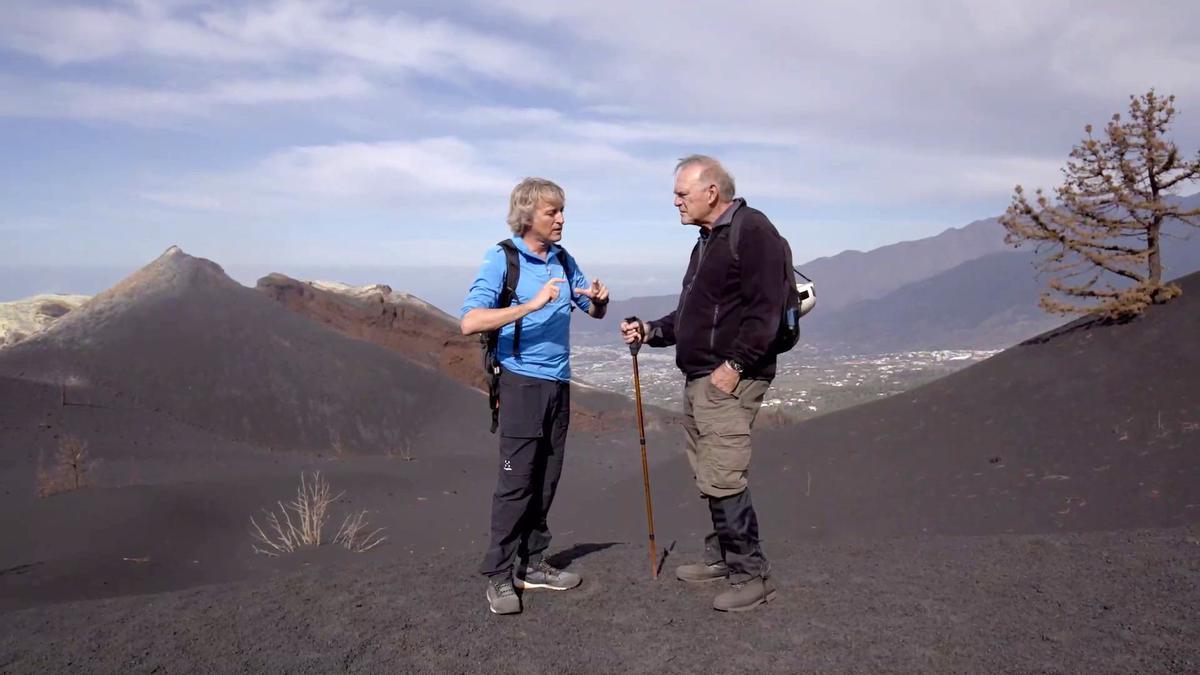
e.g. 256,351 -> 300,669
621,155 -> 787,612
462,177 -> 609,615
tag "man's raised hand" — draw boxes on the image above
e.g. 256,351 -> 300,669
528,277 -> 567,311
574,277 -> 609,306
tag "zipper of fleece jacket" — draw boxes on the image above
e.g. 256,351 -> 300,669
676,236 -> 708,337
709,304 -> 719,350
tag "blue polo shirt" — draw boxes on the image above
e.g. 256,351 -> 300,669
460,236 -> 591,382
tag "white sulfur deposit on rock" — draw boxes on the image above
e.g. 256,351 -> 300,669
0,294 -> 91,348
310,280 -> 453,321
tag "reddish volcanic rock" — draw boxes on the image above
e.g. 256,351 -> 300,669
256,274 -> 486,392
255,274 -> 675,433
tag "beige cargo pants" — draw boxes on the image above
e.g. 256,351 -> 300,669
682,376 -> 770,498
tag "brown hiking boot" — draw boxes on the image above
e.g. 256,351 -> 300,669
713,576 -> 777,612
675,561 -> 730,583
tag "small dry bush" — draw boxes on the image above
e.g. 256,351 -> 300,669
250,471 -> 386,556
331,435 -> 348,460
388,437 -> 416,462
36,435 -> 92,498
334,511 -> 387,553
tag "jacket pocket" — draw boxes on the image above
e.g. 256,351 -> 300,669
499,379 -> 544,439
709,304 -> 720,350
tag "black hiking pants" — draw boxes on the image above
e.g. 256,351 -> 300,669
479,369 -> 570,578
704,488 -> 769,582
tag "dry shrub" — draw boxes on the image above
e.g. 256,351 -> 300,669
36,435 -> 92,498
331,435 -> 348,460
334,511 -> 387,553
250,471 -> 340,556
250,471 -> 386,556
389,437 -> 416,461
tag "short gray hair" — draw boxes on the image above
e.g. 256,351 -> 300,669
675,154 -> 736,201
506,177 -> 565,235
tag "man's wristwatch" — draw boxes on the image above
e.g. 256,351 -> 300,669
724,359 -> 744,375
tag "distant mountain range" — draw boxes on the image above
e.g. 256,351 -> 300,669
5,193 -> 1196,357
798,216 -> 1009,311
569,215 -> 1007,346
576,192 -> 1200,353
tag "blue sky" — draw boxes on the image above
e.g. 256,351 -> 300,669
2,1 -> 1199,298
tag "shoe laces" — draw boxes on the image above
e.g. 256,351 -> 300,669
493,579 -> 516,598
535,560 -> 560,577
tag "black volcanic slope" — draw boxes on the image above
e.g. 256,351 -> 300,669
587,271 -> 1200,544
0,247 -> 489,455
1,261 -> 1197,673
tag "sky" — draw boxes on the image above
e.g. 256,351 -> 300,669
2,0 -> 1199,303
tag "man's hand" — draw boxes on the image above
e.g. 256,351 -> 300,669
573,277 -> 609,305
620,319 -> 646,345
527,277 -> 567,311
710,361 -> 740,395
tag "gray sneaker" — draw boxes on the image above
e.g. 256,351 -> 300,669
486,577 -> 521,615
713,576 -> 777,612
676,561 -> 730,583
514,560 -> 582,590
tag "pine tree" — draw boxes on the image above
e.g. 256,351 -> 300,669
1001,90 -> 1200,319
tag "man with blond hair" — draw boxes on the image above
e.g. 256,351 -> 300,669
621,155 -> 787,612
461,177 -> 609,615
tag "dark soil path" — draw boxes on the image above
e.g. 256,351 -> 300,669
2,527 -> 1197,674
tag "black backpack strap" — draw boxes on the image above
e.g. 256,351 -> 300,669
555,246 -> 575,309
482,240 -> 522,434
725,203 -> 804,355
555,247 -> 571,280
496,240 -> 522,355
728,203 -> 745,263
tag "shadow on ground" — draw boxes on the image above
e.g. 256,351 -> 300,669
546,542 -> 623,569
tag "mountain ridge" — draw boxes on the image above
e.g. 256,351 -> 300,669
0,246 -> 490,455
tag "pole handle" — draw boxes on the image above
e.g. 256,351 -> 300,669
624,316 -> 644,356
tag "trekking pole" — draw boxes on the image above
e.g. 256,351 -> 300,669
625,317 -> 658,579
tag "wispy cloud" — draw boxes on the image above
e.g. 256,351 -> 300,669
142,137 -> 512,217
2,0 -> 1197,272
477,0 -> 1200,153
138,102 -> 1066,225
0,71 -> 372,123
200,0 -> 571,88
0,1 -> 577,129
2,1 -> 266,65
1,0 -> 571,87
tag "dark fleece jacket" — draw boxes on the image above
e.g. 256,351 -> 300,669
646,198 -> 789,380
